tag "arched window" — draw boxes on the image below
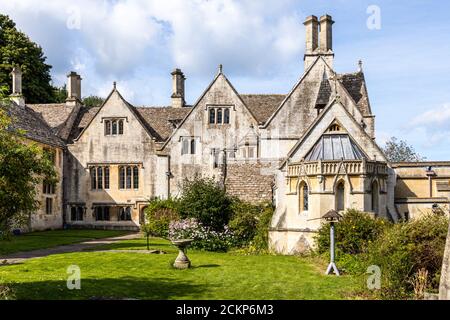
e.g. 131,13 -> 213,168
336,182 -> 345,211
371,181 -> 379,215
298,182 -> 309,212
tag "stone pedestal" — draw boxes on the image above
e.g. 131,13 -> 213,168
172,239 -> 193,269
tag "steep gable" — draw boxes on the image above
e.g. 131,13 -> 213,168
281,98 -> 386,169
73,88 -> 155,143
160,71 -> 259,150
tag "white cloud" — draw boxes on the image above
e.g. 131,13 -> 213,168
410,104 -> 450,127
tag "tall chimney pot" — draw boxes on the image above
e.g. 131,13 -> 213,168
171,68 -> 185,108
67,71 -> 81,101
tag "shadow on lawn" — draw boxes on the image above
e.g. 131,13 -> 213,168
9,276 -> 210,300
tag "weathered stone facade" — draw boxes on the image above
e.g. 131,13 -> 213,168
6,14 -> 449,250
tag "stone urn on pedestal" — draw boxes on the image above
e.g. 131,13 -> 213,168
171,239 -> 193,269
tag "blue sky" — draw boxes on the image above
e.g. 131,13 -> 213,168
1,0 -> 450,160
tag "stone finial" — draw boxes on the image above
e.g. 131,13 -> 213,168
10,66 -> 25,107
218,64 -> 223,74
358,60 -> 363,72
113,81 -> 117,90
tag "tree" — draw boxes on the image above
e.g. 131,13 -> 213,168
178,175 -> 233,231
383,137 -> 426,162
0,89 -> 57,238
0,14 -> 55,103
83,95 -> 105,108
140,223 -> 152,251
53,84 -> 68,103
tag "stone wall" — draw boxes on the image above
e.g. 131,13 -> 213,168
225,161 -> 275,203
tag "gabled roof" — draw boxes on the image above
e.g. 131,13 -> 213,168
339,71 -> 372,116
68,106 -> 99,142
280,97 -> 386,169
26,103 -> 75,134
5,102 -> 65,148
67,102 -> 192,143
159,70 -> 260,150
240,94 -> 286,125
315,79 -> 332,107
135,106 -> 191,141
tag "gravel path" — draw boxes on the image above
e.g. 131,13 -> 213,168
0,232 -> 141,265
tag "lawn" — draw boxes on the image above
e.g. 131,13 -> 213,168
0,229 -> 129,256
0,235 -> 362,300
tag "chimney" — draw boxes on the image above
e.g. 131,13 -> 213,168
67,71 -> 81,101
303,14 -> 335,70
304,15 -> 319,54
10,66 -> 25,107
171,68 -> 185,108
319,15 -> 334,53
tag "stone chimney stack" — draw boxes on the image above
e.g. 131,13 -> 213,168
319,15 -> 334,53
10,66 -> 25,107
67,71 -> 82,101
303,14 -> 335,70
304,15 -> 319,54
171,68 -> 185,108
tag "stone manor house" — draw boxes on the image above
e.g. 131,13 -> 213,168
6,14 -> 450,253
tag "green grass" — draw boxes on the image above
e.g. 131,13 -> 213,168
0,229 -> 129,255
0,236 -> 362,300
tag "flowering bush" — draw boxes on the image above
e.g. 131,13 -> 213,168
169,218 -> 236,252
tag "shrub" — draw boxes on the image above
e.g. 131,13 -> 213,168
169,218 -> 236,252
229,200 -> 260,246
144,198 -> 180,238
178,175 -> 233,231
316,209 -> 389,255
366,213 -> 448,299
251,202 -> 274,251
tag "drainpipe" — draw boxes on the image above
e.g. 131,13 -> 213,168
166,155 -> 171,199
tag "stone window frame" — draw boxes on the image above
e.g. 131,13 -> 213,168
119,165 -> 140,190
94,206 -> 110,221
181,136 -> 200,155
43,180 -> 56,195
45,197 -> 53,215
90,166 -> 110,191
118,206 -> 132,221
70,206 -> 85,221
207,105 -> 232,125
298,181 -> 309,214
103,117 -> 127,136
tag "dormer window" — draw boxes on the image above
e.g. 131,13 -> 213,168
105,119 -> 125,135
208,107 -> 230,125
